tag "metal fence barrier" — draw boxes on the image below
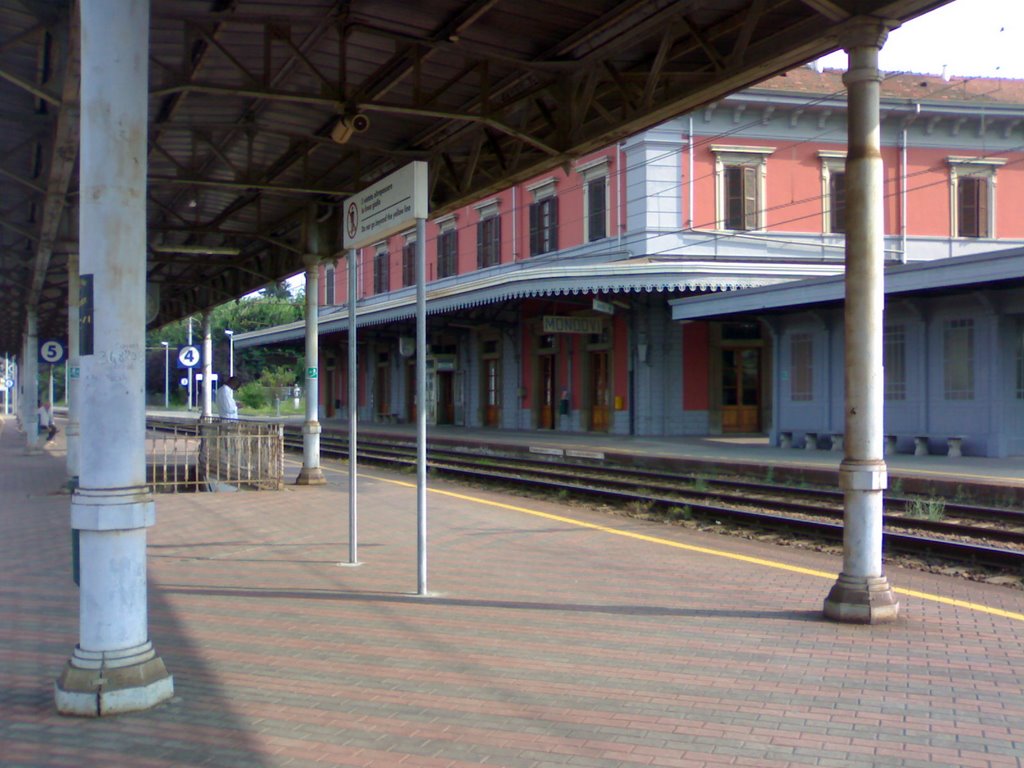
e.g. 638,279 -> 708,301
147,420 -> 284,492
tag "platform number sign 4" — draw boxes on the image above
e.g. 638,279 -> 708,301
177,345 -> 201,369
39,340 -> 66,365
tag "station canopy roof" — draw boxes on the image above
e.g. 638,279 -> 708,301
0,0 -> 950,356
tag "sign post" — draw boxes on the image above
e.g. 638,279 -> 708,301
343,161 -> 429,590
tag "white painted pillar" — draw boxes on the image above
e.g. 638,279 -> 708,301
56,0 -> 173,715
67,253 -> 81,486
823,17 -> 899,624
3,353 -> 9,415
415,218 -> 428,595
296,255 -> 325,484
10,355 -> 18,421
347,248 -> 358,563
201,312 -> 212,419
25,306 -> 40,453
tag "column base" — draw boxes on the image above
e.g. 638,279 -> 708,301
823,573 -> 900,624
295,466 -> 326,485
55,641 -> 174,716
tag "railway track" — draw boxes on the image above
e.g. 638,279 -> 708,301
147,418 -> 1024,574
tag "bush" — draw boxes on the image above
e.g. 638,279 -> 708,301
237,381 -> 267,409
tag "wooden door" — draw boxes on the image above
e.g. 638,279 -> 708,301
375,359 -> 390,420
437,371 -> 454,425
406,362 -> 416,423
589,350 -> 610,432
483,358 -> 499,427
539,354 -> 555,429
721,347 -> 761,432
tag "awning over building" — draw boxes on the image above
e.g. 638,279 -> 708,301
670,248 -> 1024,322
235,258 -> 844,348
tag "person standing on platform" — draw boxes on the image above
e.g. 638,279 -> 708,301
216,376 -> 240,420
37,400 -> 57,441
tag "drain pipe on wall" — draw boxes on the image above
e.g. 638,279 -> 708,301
899,103 -> 920,264
512,185 -> 518,261
687,117 -> 695,230
618,142 -> 626,250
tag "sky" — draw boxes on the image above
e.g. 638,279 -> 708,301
816,0 -> 1024,78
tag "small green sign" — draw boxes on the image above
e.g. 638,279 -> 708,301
69,366 -> 81,379
307,367 -> 318,379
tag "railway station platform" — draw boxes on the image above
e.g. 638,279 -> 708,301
313,416 -> 1024,505
4,413 -> 1024,768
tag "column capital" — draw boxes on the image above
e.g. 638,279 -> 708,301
304,251 -> 322,270
838,16 -> 896,53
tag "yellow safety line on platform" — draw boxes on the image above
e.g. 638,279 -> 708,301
308,461 -> 1024,623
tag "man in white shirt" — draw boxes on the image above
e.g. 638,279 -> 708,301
216,376 -> 240,419
37,401 -> 58,441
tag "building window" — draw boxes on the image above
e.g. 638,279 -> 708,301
402,238 -> 416,287
324,264 -> 335,305
949,157 -> 1004,238
943,318 -> 974,400
477,215 -> 501,268
373,246 -> 389,295
577,158 -> 609,243
819,152 -> 847,235
474,199 -> 501,268
790,332 -> 813,401
883,324 -> 906,401
712,145 -> 773,231
437,226 -> 458,278
529,196 -> 558,256
957,177 -> 988,237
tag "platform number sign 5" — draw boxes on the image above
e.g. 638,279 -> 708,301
39,340 -> 66,365
177,345 -> 201,369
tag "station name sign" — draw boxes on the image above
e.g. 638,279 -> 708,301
343,161 -> 428,251
542,316 -> 603,335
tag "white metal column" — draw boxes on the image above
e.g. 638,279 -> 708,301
823,17 -> 899,624
415,218 -> 427,595
296,255 -> 325,485
56,0 -> 173,715
66,253 -> 80,486
201,311 -> 212,419
347,248 -> 358,563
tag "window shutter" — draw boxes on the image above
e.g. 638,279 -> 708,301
588,178 -> 606,241
549,196 -> 559,252
476,221 -> 484,268
977,178 -> 989,237
529,202 -> 540,256
490,216 -> 501,265
830,172 -> 846,234
743,165 -> 758,230
724,166 -> 741,229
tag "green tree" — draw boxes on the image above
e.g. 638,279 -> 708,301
145,292 -> 304,402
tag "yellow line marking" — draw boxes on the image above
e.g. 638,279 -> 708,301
306,460 -> 1024,623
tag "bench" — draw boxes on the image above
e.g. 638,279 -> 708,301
804,432 -> 818,450
378,412 -> 401,424
884,435 -> 898,456
779,431 -> 793,449
830,434 -> 844,452
914,435 -> 965,457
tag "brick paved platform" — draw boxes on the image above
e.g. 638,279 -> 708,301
2,415 -> 1024,768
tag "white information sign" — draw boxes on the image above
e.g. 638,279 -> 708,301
343,161 -> 428,250
1,378 -> 12,391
